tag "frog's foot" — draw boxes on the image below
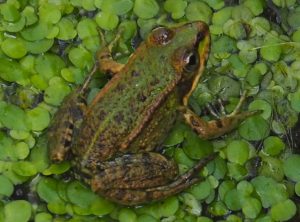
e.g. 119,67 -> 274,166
180,92 -> 262,139
97,29 -> 124,75
91,153 -> 216,206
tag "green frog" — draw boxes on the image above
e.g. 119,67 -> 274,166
48,21 -> 258,206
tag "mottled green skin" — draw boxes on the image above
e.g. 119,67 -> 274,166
48,21 -> 212,205
74,23 -> 209,172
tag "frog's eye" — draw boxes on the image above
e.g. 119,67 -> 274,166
183,50 -> 199,72
149,27 -> 174,45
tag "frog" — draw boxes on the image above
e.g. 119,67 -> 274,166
48,21 -> 259,206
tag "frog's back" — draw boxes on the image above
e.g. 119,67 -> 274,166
74,44 -> 182,166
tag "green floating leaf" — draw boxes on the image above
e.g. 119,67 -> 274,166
22,6 -> 38,26
44,78 -> 71,106
67,181 -> 97,207
250,17 -> 270,36
283,154 -> 300,182
226,140 -> 249,165
82,0 -> 96,11
208,201 -> 228,217
134,0 -> 159,19
212,7 -> 232,26
248,99 -> 272,119
270,199 -> 296,221
26,106 -> 50,131
12,161 -> 37,176
186,1 -> 212,24
244,0 -> 264,16
164,123 -> 188,146
0,102 -> 28,131
238,115 -> 270,141
251,176 -> 288,208
0,175 -> 14,196
259,156 -> 284,182
15,142 -> 30,160
260,40 -> 282,62
90,197 -> 115,216
4,200 -> 32,222
95,11 -> 119,30
164,0 -> 187,20
242,197 -> 262,219
183,130 -> 213,160
272,0 -> 296,8
37,177 -> 62,203
218,180 -> 235,201
39,3 -> 61,24
2,16 -> 26,32
21,21 -> 50,41
159,196 -> 179,217
223,19 -> 247,40
180,193 -> 202,216
119,20 -> 137,41
173,148 -> 195,168
288,90 -> 300,112
68,46 -> 93,69
208,75 -> 240,99
188,179 -> 211,200
295,182 -> 300,197
57,18 -> 77,40
232,5 -> 254,20
101,0 -> 133,15
35,213 -> 53,222
0,3 -> 20,22
137,214 -> 158,222
77,18 -> 98,39
35,53 -> 66,81
1,38 -> 27,59
119,208 -> 137,222
227,162 -> 247,180
25,38 -> 54,54
43,162 -> 71,175
237,180 -> 253,196
224,189 -> 242,211
262,136 -> 285,156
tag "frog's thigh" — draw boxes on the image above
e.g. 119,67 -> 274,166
180,106 -> 259,139
95,154 -> 216,205
91,152 -> 178,191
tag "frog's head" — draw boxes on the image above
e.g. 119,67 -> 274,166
146,21 -> 210,104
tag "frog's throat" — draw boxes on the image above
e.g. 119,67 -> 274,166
183,31 -> 210,106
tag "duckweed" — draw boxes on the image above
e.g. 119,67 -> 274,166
1,0 -> 300,221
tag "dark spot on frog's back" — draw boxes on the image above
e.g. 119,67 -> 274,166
131,70 -> 140,77
114,112 -> 124,124
137,92 -> 147,102
116,83 -> 125,92
216,119 -> 223,128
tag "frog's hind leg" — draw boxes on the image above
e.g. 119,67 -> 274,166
97,29 -> 124,75
179,91 -> 262,139
91,153 -> 216,205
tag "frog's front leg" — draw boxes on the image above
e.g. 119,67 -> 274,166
179,94 -> 261,139
90,152 -> 215,205
48,65 -> 98,162
97,30 -> 124,75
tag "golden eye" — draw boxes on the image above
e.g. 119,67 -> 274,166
149,27 -> 174,45
183,50 -> 199,72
